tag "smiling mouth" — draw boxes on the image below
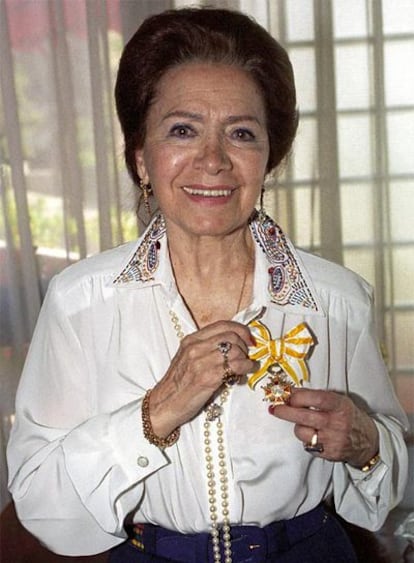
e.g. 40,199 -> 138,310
182,187 -> 233,197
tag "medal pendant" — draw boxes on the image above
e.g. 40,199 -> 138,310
261,364 -> 294,405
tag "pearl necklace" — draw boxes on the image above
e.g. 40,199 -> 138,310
169,310 -> 233,563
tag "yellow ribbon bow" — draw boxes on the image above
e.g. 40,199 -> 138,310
248,320 -> 315,390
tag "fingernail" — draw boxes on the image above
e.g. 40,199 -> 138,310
268,405 -> 275,415
250,335 -> 257,346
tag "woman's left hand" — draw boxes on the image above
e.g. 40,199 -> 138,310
270,388 -> 379,468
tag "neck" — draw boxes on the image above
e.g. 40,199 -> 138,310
168,223 -> 253,277
167,223 -> 255,327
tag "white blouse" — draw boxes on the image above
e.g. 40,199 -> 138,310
7,214 -> 408,556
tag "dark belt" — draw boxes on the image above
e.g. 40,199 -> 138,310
129,505 -> 328,562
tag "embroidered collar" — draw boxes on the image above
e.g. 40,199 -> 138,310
113,214 -> 166,284
250,211 -> 319,312
113,212 -> 320,312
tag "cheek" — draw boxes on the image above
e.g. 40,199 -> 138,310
145,145 -> 188,182
242,153 -> 268,182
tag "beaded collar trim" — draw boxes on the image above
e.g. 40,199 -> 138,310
113,212 -> 319,312
250,212 -> 319,311
113,214 -> 166,284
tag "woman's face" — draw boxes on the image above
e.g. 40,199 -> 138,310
135,63 -> 269,240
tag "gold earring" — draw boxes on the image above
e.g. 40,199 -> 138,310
139,178 -> 153,218
258,185 -> 266,223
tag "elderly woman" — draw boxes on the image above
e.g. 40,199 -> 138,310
7,7 -> 408,563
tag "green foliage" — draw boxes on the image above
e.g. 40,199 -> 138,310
1,190 -> 138,256
0,166 -> 19,244
27,195 -> 138,254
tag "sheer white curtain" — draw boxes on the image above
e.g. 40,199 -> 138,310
267,0 -> 414,421
1,0 -> 413,511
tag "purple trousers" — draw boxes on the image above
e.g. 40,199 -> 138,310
109,505 -> 358,562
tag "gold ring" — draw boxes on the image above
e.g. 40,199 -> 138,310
217,341 -> 239,386
222,365 -> 239,386
304,430 -> 324,453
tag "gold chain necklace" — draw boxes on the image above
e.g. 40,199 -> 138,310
233,254 -> 251,320
169,310 -> 233,563
168,254 -> 253,562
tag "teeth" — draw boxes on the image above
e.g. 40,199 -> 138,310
183,187 -> 232,197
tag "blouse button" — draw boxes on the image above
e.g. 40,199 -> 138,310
137,456 -> 149,467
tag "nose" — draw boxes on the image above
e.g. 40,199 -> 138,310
193,136 -> 232,174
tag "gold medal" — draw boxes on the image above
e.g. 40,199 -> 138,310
248,320 -> 315,405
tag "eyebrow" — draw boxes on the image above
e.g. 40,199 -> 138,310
162,110 -> 262,125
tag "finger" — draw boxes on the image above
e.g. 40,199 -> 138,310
270,403 -> 327,430
294,424 -> 319,444
293,424 -> 325,450
179,332 -> 255,384
289,388 -> 344,412
184,332 -> 250,361
188,320 -> 255,349
215,341 -> 258,379
302,429 -> 326,456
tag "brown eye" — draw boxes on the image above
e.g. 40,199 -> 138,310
169,124 -> 196,138
232,128 -> 255,141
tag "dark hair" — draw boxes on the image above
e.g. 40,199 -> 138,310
115,7 -> 298,187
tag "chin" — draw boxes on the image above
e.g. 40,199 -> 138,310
185,219 -> 246,238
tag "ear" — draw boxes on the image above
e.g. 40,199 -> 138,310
135,149 -> 149,184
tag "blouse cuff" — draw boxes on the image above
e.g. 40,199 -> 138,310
345,419 -> 389,495
62,398 -> 170,530
109,398 -> 170,481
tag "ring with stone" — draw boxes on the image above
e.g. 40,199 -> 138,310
217,341 -> 239,386
304,430 -> 324,453
217,341 -> 232,357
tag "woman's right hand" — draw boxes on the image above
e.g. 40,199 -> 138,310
147,320 -> 256,438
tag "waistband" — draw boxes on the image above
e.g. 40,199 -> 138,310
130,505 -> 328,562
